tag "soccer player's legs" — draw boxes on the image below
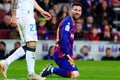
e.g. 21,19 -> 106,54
40,58 -> 73,77
15,12 -> 43,79
22,42 -> 46,80
0,47 -> 26,79
22,43 -> 36,78
53,58 -> 79,78
62,59 -> 80,78
0,17 -> 26,79
21,13 -> 45,79
56,58 -> 78,71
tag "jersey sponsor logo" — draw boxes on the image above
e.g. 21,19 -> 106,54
65,22 -> 70,31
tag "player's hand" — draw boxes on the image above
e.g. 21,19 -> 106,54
41,11 -> 51,20
10,16 -> 18,27
66,54 -> 75,67
67,54 -> 74,62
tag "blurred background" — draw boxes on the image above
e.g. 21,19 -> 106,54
0,0 -> 120,60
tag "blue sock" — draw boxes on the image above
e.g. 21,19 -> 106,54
53,68 -> 71,77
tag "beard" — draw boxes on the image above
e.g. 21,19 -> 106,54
72,13 -> 80,21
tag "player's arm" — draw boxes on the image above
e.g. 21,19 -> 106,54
34,0 -> 44,14
66,54 -> 75,67
61,30 -> 75,65
10,0 -> 18,27
11,0 -> 18,16
61,22 -> 75,63
61,23 -> 71,55
34,0 -> 51,20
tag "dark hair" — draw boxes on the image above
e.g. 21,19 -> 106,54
72,2 -> 82,8
119,47 -> 120,51
106,47 -> 111,51
15,41 -> 21,45
48,45 -> 54,54
0,41 -> 6,47
80,45 -> 88,53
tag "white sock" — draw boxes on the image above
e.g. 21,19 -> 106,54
51,68 -> 54,73
6,47 -> 25,65
26,50 -> 35,74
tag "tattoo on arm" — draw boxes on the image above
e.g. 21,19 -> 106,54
12,0 -> 18,16
12,0 -> 18,9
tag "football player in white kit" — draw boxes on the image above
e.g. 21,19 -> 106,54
0,0 -> 51,80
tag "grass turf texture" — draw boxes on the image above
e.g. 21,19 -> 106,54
0,60 -> 120,80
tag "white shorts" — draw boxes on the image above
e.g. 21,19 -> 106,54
16,9 -> 38,42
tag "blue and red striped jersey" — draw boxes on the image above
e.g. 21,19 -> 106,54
54,16 -> 76,58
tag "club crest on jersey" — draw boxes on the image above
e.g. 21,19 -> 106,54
65,22 -> 70,31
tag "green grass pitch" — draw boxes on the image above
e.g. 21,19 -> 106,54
0,60 -> 120,80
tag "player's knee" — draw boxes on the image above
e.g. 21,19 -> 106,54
22,45 -> 36,52
26,41 -> 37,46
71,71 -> 80,78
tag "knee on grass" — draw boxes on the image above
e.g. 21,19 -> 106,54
71,71 -> 80,78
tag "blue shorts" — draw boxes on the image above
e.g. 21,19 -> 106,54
54,57 -> 78,71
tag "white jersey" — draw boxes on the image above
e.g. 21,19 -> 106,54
17,0 -> 34,11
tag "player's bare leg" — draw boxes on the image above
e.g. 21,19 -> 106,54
0,60 -> 8,79
71,71 -> 80,78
